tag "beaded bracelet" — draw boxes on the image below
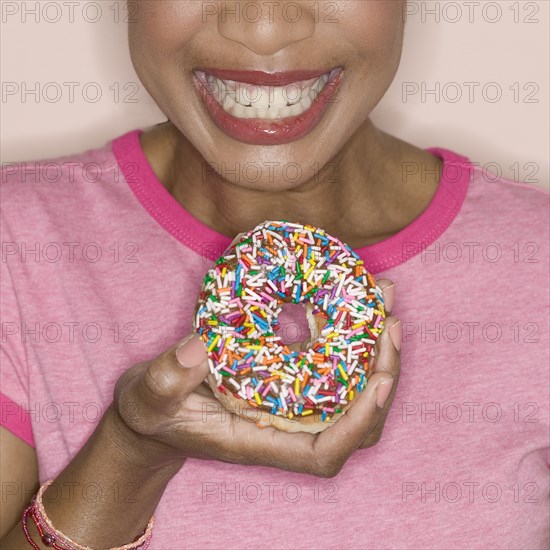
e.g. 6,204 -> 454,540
22,480 -> 154,550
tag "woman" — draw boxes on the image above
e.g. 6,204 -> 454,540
1,1 -> 548,548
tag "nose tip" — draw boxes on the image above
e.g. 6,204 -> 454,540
217,2 -> 315,57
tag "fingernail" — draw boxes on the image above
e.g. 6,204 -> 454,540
376,379 -> 394,408
176,334 -> 206,368
383,283 -> 394,312
389,320 -> 402,351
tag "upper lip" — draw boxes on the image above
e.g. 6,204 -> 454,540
195,68 -> 336,86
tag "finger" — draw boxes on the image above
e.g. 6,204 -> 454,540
195,381 -> 216,398
359,384 -> 396,449
137,333 -> 210,415
196,315 -> 398,476
230,317 -> 400,475
376,278 -> 394,315
218,414 -> 318,471
160,384 -> 318,471
373,316 -> 401,375
359,378 -> 398,449
306,368 -> 395,475
192,375 -> 387,478
359,317 -> 401,448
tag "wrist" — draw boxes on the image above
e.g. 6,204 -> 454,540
104,404 -> 186,473
39,405 -> 184,548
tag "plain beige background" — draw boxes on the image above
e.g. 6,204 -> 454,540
1,0 -> 549,188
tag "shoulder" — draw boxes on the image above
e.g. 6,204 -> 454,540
456,159 -> 549,237
445,157 -> 549,273
0,134 -> 129,239
467,162 -> 548,212
1,137 -> 119,196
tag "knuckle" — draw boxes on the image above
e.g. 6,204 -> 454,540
362,422 -> 385,448
317,463 -> 343,479
117,397 -> 144,431
142,360 -> 177,400
309,455 -> 345,478
114,362 -> 145,399
366,430 -> 383,446
114,382 -> 148,433
113,364 -> 149,425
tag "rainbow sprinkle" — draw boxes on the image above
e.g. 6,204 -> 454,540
194,220 -> 385,422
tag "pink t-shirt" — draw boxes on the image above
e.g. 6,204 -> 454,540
1,129 -> 548,549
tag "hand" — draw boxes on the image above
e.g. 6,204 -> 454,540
111,280 -> 400,478
358,279 -> 401,448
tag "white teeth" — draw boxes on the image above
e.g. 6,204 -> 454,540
311,74 -> 328,97
287,103 -> 302,117
235,83 -> 255,106
285,84 -> 303,105
214,84 -> 224,103
224,79 -> 236,92
255,88 -> 270,110
232,103 -> 247,118
222,93 -> 234,111
271,87 -> 285,108
301,95 -> 312,110
206,72 -> 331,120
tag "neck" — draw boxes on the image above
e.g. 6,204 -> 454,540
141,120 -> 442,248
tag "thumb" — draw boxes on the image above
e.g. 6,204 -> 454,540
138,334 -> 210,412
175,333 -> 209,370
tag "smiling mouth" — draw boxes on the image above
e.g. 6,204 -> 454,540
192,67 -> 343,145
199,70 -> 335,120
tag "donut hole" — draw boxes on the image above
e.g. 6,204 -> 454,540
274,303 -> 311,347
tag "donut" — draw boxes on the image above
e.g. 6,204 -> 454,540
193,220 -> 386,433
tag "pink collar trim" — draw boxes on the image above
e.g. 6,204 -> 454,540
112,129 -> 472,274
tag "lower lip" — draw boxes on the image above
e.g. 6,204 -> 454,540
193,69 -> 343,146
